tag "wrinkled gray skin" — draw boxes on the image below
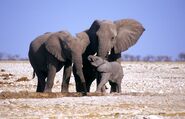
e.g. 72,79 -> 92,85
74,19 -> 145,92
88,55 -> 123,93
28,31 -> 89,95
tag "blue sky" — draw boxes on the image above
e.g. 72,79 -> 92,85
0,0 -> 185,59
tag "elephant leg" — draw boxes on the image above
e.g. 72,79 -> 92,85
73,62 -> 95,92
96,73 -> 110,93
117,82 -> 121,93
96,72 -> 106,93
73,65 -> 83,92
86,80 -> 93,92
83,65 -> 96,92
109,81 -> 117,93
61,61 -> 72,92
44,63 -> 57,92
36,71 -> 47,92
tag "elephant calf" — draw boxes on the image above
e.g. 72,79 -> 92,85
88,55 -> 123,93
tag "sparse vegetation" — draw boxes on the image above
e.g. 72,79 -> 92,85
1,52 -> 185,61
0,52 -> 28,61
122,52 -> 185,62
0,73 -> 14,80
178,53 -> 185,61
16,77 -> 29,82
0,69 -> 5,72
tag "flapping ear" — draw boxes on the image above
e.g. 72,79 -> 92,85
113,19 -> 145,54
45,33 -> 66,62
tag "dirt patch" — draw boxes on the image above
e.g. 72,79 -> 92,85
158,112 -> 185,117
0,91 -> 165,99
0,73 -> 14,80
0,69 -> 5,72
16,77 -> 29,82
0,81 -> 12,85
0,91 -> 113,99
0,73 -> 14,77
0,91 -> 82,99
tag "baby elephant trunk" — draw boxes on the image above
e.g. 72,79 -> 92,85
88,55 -> 105,67
88,55 -> 96,62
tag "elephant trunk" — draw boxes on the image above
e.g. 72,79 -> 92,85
97,48 -> 107,59
98,42 -> 112,59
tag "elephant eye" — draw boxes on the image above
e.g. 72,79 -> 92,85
111,37 -> 114,41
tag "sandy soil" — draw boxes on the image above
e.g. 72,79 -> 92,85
0,61 -> 185,118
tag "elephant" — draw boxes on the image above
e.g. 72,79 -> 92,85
88,55 -> 123,93
73,19 -> 145,92
28,31 -> 89,95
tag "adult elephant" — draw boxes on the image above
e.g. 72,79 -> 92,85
73,19 -> 145,92
28,31 -> 89,95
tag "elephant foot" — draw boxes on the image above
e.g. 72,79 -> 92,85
61,89 -> 69,93
101,86 -> 106,93
44,88 -> 52,93
95,90 -> 101,93
61,84 -> 69,93
82,82 -> 87,96
36,89 -> 44,93
82,92 -> 87,96
61,90 -> 68,93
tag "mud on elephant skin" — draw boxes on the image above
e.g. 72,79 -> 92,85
75,19 -> 145,92
88,55 -> 124,93
28,31 -> 89,95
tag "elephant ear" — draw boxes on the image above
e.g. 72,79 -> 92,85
45,33 -> 67,62
113,19 -> 145,54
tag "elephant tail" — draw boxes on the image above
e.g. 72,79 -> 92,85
32,70 -> 36,79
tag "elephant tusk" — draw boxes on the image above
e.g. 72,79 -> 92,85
108,50 -> 111,55
93,53 -> 97,56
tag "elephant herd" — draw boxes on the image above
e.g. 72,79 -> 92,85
28,19 -> 145,95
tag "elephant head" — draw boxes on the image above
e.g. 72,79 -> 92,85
88,55 -> 110,73
88,20 -> 117,58
88,55 -> 105,67
88,19 -> 145,58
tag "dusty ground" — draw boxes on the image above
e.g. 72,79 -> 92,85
0,61 -> 185,118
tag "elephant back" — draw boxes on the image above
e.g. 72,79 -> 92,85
114,19 -> 145,53
29,32 -> 52,52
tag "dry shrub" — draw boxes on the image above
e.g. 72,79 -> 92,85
0,69 -> 5,72
0,73 -> 14,80
1,73 -> 14,77
16,77 -> 29,82
0,92 -> 106,99
0,81 -> 12,85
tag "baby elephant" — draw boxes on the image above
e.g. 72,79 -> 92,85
88,55 -> 123,93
